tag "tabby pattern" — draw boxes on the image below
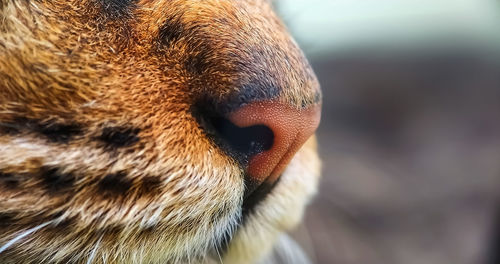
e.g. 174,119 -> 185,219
0,1 -> 321,263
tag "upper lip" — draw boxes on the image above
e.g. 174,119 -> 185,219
241,174 -> 281,220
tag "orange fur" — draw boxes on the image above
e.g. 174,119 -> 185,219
0,1 -> 321,263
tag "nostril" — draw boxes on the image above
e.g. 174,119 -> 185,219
227,101 -> 321,183
195,99 -> 321,186
211,116 -> 274,163
193,103 -> 274,166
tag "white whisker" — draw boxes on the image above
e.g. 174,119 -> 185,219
0,220 -> 53,254
214,242 -> 224,264
86,235 -> 103,264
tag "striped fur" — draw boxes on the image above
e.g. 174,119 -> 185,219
0,1 -> 321,263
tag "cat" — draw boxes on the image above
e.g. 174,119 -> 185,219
0,1 -> 321,263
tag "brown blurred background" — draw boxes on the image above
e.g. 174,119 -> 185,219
275,1 -> 500,263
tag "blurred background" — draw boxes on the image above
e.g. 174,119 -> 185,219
274,1 -> 500,263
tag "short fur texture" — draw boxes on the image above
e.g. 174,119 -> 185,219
0,1 -> 321,263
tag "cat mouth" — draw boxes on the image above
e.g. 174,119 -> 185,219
213,174 -> 281,256
241,175 -> 281,220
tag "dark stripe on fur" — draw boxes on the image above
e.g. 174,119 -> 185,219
157,17 -> 185,48
1,167 -> 75,194
184,49 -> 211,76
97,126 -> 140,148
0,118 -> 83,143
137,176 -> 163,196
0,212 -> 17,228
40,166 -> 76,194
0,172 -> 19,189
98,172 -> 132,198
35,122 -> 83,143
98,0 -> 137,19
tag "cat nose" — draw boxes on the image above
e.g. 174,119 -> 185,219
227,100 -> 321,184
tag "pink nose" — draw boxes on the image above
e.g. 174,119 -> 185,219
227,100 -> 321,184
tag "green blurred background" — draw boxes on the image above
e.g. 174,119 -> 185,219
275,1 -> 500,263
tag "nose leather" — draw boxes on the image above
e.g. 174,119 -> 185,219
227,100 -> 321,184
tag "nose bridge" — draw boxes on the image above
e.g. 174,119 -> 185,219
167,0 -> 320,111
215,21 -> 320,110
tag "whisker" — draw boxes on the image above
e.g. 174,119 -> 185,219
86,235 -> 103,264
214,241 -> 224,264
0,220 -> 54,254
